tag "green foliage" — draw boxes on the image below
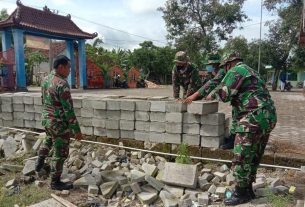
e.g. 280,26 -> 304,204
175,143 -> 192,164
266,190 -> 294,207
0,9 -> 8,20
25,49 -> 48,86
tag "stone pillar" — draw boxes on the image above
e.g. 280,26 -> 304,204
1,30 -> 12,51
1,30 -> 14,90
78,39 -> 87,89
66,40 -> 76,88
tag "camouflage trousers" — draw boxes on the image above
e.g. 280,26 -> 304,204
232,132 -> 269,188
38,123 -> 70,179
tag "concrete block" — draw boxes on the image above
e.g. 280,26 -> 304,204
82,98 -> 94,108
145,175 -> 164,191
36,121 -> 43,130
149,132 -> 165,143
164,133 -> 182,144
150,122 -> 165,133
166,113 -> 183,123
135,111 -> 150,121
135,121 -> 150,131
120,130 -> 135,139
106,99 -> 121,110
14,119 -> 24,128
150,112 -> 166,122
24,112 -> 35,121
0,119 -> 3,126
12,93 -> 26,104
72,97 -> 83,108
1,104 -> 13,112
106,110 -> 121,120
200,124 -> 225,136
120,111 -> 135,120
25,104 -> 35,112
120,100 -> 135,111
150,101 -> 166,112
13,104 -> 25,112
93,109 -> 106,118
94,127 -> 107,136
165,123 -> 182,133
201,113 -> 225,125
135,100 -> 151,111
166,101 -> 187,112
120,120 -> 134,130
2,112 -> 13,120
187,101 -> 218,115
182,134 -> 200,146
198,192 -> 209,206
183,123 -> 200,134
0,93 -> 12,104
34,105 -> 43,113
74,108 -> 81,117
81,108 -> 93,118
80,118 -> 93,127
88,185 -> 99,195
25,120 -> 36,128
183,113 -> 201,123
13,112 -> 24,119
91,99 -> 107,110
201,135 -> 224,148
92,118 -> 106,128
33,95 -> 42,106
135,130 -> 150,141
2,120 -> 13,127
81,126 -> 93,135
130,182 -> 142,194
106,120 -> 120,130
23,95 -> 34,105
106,129 -> 120,139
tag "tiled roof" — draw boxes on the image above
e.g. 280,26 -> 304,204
0,1 -> 97,39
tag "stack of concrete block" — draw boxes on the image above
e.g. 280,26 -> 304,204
106,99 -> 121,139
23,93 -> 36,129
12,92 -> 26,128
33,94 -> 43,130
149,101 -> 166,143
120,99 -> 135,139
0,93 -> 13,127
135,100 -> 151,141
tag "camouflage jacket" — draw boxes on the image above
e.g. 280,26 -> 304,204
211,62 -> 277,133
172,63 -> 202,98
41,70 -> 81,134
198,68 -> 225,98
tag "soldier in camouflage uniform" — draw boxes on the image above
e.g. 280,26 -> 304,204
206,52 -> 277,205
172,51 -> 202,100
35,55 -> 82,191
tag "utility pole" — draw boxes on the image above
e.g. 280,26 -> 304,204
258,0 -> 263,74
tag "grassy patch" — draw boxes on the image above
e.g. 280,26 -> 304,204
266,191 -> 294,207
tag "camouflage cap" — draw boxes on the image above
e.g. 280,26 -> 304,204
220,51 -> 242,66
205,52 -> 221,65
174,51 -> 189,64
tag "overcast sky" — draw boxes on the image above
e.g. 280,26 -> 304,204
0,0 -> 277,50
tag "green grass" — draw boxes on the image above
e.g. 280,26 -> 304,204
266,191 -> 294,207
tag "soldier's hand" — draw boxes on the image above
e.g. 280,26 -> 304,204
75,132 -> 82,141
175,98 -> 182,102
183,92 -> 200,104
206,94 -> 213,101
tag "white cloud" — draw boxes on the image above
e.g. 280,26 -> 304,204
123,0 -> 165,14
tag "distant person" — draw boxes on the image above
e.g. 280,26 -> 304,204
172,51 -> 202,100
279,70 -> 287,92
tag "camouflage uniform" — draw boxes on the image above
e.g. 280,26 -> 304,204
211,62 -> 277,188
38,70 -> 80,180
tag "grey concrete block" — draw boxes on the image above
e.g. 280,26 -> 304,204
183,113 -> 201,123
81,108 -> 94,118
120,100 -> 135,111
187,101 -> 218,115
25,120 -> 36,128
23,95 -> 34,105
2,112 -> 13,120
1,104 -> 13,112
135,131 -> 150,141
106,120 -> 120,130
25,104 -> 35,113
135,111 -> 150,121
165,123 -> 182,133
74,108 -> 81,117
120,130 -> 135,139
80,118 -> 93,127
82,98 -> 94,108
166,113 -> 183,123
35,113 -> 41,121
121,111 -> 135,120
150,122 -> 165,133
13,112 -> 24,119
201,135 -> 224,148
120,120 -> 135,130
81,126 -> 93,135
166,101 -> 187,112
106,129 -> 120,139
201,113 -> 225,125
94,127 -> 107,136
164,133 -> 182,144
183,124 -> 200,134
149,132 -> 165,143
13,93 -> 26,104
2,120 -> 13,127
135,121 -> 150,131
0,93 -> 12,104
91,99 -> 107,110
92,118 -> 106,128
135,100 -> 151,111
93,109 -> 106,118
24,112 -> 35,120
200,124 -> 225,136
150,101 -> 166,112
36,121 -> 43,130
14,119 -> 24,128
106,110 -> 121,120
182,134 -> 200,146
33,95 -> 42,106
34,105 -> 43,113
72,97 -> 83,108
106,99 -> 121,110
150,112 -> 165,122
13,104 -> 24,112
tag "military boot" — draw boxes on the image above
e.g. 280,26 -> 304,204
224,186 -> 252,206
220,134 -> 235,150
248,183 -> 256,199
51,177 -> 73,191
35,156 -> 45,172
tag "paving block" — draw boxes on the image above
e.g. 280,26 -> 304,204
91,99 -> 107,110
0,93 -> 13,104
120,120 -> 135,130
135,100 -> 151,111
135,111 -> 150,121
93,109 -> 106,118
201,113 -> 225,125
159,190 -> 179,207
82,98 -> 94,109
80,117 -> 93,127
135,121 -> 150,131
14,119 -> 24,128
163,185 -> 184,198
121,111 -> 135,120
106,129 -> 120,138
94,127 -> 107,136
142,163 -> 158,177
25,104 -> 35,113
201,135 -> 224,148
106,110 -> 121,120
183,113 -> 201,123
12,93 -> 26,104
35,113 -> 41,121
215,187 -> 226,198
80,126 -> 93,135
164,133 -> 182,144
187,101 -> 218,115
149,132 -> 165,143
120,130 -> 135,139
198,192 -> 209,206
92,118 -> 106,128
1,104 -> 13,112
24,112 -> 35,120
106,120 -> 120,129
137,191 -> 158,205
213,172 -> 226,181
25,120 -> 36,128
81,108 -> 93,118
183,123 -> 200,134
145,175 -> 164,191
166,113 -> 183,123
135,130 -> 150,141
150,101 -> 166,112
120,100 -> 135,111
13,104 -> 25,112
74,108 -> 81,117
34,105 -> 43,112
150,122 -> 165,132
150,112 -> 166,122
23,95 -> 34,105
13,112 -> 24,119
88,185 -> 99,195
166,101 -> 187,112
100,181 -> 119,199
106,99 -> 121,110
165,123 -> 182,133
182,134 -> 200,146
72,97 -> 83,108
130,182 -> 142,194
36,121 -> 43,130
200,124 -> 225,136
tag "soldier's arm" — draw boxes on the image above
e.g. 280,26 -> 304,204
58,83 -> 81,134
172,69 -> 180,99
186,69 -> 202,97
198,69 -> 225,98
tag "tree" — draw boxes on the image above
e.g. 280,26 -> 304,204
25,49 -> 48,86
223,36 -> 249,59
159,0 -> 247,64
